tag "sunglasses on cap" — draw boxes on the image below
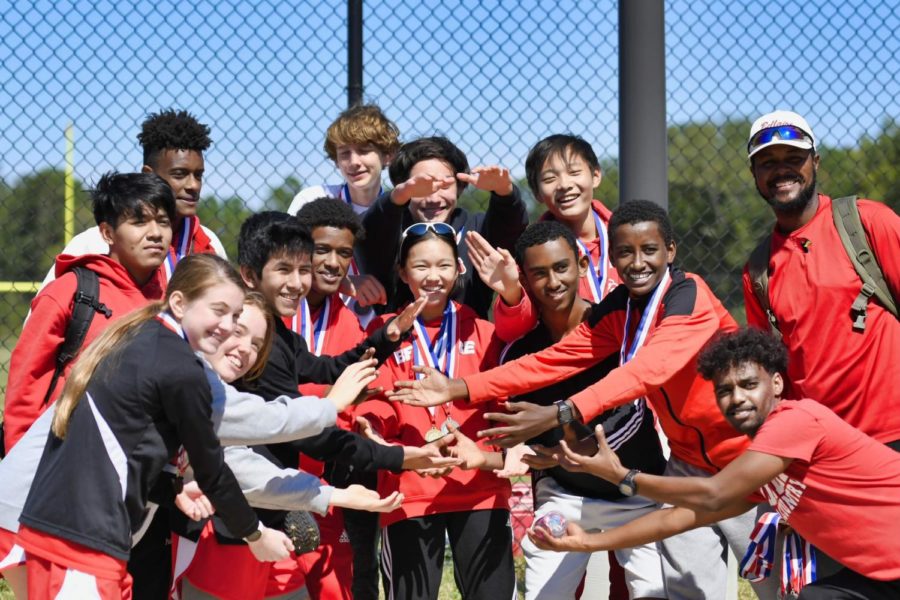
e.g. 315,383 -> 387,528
747,125 -> 814,155
401,222 -> 457,241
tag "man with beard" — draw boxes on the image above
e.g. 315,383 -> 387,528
742,110 -> 900,450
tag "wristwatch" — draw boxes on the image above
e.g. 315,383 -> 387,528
243,523 -> 264,543
618,469 -> 641,497
555,399 -> 575,426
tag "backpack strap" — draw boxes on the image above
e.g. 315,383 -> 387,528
747,233 -> 781,336
41,267 -> 113,405
831,195 -> 899,332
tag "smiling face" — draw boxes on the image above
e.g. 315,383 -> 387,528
335,143 -> 388,199
307,226 -> 355,306
399,236 -> 459,319
610,221 -> 676,298
145,149 -> 205,219
536,151 -> 601,227
713,361 -> 782,437
407,158 -> 459,223
170,280 -> 245,355
521,238 -> 587,315
206,302 -> 268,383
100,204 -> 173,285
242,251 -> 313,318
751,145 -> 819,215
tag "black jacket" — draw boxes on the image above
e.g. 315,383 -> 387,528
21,319 -> 258,560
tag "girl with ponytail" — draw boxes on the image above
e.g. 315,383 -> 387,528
17,254 -> 294,599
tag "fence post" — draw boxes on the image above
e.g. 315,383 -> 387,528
347,0 -> 364,107
619,0 -> 667,209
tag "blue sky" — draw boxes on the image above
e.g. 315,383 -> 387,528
1,0 -> 898,206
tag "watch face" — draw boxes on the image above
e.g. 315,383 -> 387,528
618,482 -> 636,496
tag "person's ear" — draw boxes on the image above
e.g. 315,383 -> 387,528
666,240 -> 677,265
382,152 -> 394,168
141,164 -> 154,175
577,253 -> 590,279
239,265 -> 259,290
591,167 -> 602,189
456,258 -> 467,275
168,290 -> 186,320
98,222 -> 116,245
772,372 -> 784,398
397,265 -> 409,286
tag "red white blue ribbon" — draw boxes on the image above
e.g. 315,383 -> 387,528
575,211 -> 610,303
156,311 -> 188,342
411,301 -> 458,381
291,296 -> 331,356
740,512 -> 816,595
163,216 -> 197,282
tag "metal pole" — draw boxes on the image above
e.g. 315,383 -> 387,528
347,0 -> 364,107
619,0 -> 667,209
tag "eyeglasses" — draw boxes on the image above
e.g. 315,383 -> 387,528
747,125 -> 814,155
401,222 -> 457,241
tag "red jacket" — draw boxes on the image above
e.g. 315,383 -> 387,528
3,254 -> 164,452
494,200 -> 621,342
357,303 -> 511,526
465,270 -> 748,473
743,194 -> 900,443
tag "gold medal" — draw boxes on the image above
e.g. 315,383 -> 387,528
424,427 -> 444,443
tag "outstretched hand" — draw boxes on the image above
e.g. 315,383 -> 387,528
465,231 -> 522,305
330,485 -> 404,513
456,165 -> 513,196
556,424 -> 628,484
326,355 -> 379,412
386,365 -> 456,407
478,401 -> 558,448
386,295 -> 427,342
494,443 -> 535,478
392,174 -> 456,206
174,481 -> 215,521
527,521 -> 595,553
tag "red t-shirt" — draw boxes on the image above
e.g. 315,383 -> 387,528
743,195 -> 900,443
749,399 -> 900,580
357,302 -> 511,527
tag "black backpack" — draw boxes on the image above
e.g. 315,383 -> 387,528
0,267 -> 111,458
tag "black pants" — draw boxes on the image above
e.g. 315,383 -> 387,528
380,509 -> 515,600
127,506 -> 172,600
344,507 -> 381,600
798,568 -> 900,600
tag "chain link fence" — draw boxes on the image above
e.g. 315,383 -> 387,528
2,0 -> 899,564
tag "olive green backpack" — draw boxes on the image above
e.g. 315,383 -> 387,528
748,195 -> 898,334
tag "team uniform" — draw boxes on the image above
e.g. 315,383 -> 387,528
492,199 -> 622,343
743,194 -> 900,447
462,268 -> 778,599
180,317 -> 404,600
17,316 -> 259,598
360,186 -> 528,318
358,302 -> 515,600
501,323 -> 667,599
746,399 -> 900,598
38,216 -> 227,290
4,253 -> 164,453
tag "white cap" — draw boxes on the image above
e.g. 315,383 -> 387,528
747,110 -> 816,158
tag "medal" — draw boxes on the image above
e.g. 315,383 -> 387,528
441,417 -> 459,436
424,427 -> 444,443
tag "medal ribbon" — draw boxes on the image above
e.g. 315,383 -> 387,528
291,297 -> 331,356
163,216 -> 197,282
619,268 -> 670,365
740,512 -> 816,594
411,301 -> 458,422
575,211 -> 609,303
155,311 -> 188,342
